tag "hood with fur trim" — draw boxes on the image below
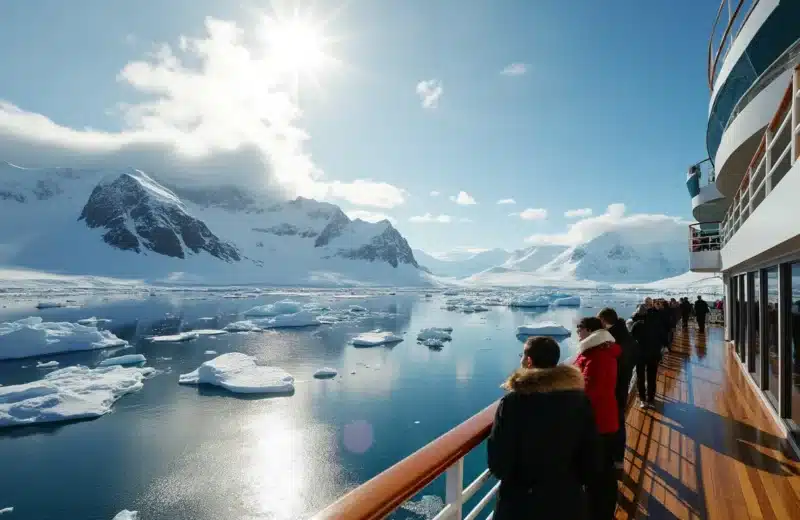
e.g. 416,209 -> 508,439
576,329 -> 617,354
501,364 -> 585,394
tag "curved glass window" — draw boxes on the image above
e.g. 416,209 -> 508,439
707,2 -> 800,163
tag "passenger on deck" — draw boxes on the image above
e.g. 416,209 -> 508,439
598,307 -> 638,472
654,299 -> 672,353
630,304 -> 662,409
680,297 -> 692,327
695,295 -> 710,333
488,336 -> 600,520
574,317 -> 621,520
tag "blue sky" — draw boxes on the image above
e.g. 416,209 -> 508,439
0,0 -> 719,257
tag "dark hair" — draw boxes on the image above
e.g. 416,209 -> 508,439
577,316 -> 603,332
523,336 -> 560,369
597,307 -> 618,324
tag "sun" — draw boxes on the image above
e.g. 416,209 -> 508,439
268,19 -> 327,74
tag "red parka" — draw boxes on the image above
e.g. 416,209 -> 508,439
574,329 -> 622,434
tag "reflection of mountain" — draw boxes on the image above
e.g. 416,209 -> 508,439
0,162 -> 428,286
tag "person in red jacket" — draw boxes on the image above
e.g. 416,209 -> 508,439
574,316 -> 622,520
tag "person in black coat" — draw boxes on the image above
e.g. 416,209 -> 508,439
695,295 -> 710,333
598,307 -> 638,470
488,336 -> 601,520
630,304 -> 662,408
679,298 -> 692,328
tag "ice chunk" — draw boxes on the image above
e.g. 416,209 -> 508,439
178,353 -> 294,394
516,321 -> 571,337
401,495 -> 444,519
243,300 -> 304,317
36,302 -> 65,309
189,329 -> 227,336
223,320 -> 262,332
0,365 -> 155,427
422,338 -> 445,349
417,328 -> 453,341
98,354 -> 146,367
0,317 -> 128,360
313,367 -> 338,378
255,311 -> 320,328
112,511 -> 139,520
36,360 -> 59,369
77,317 -> 112,326
148,331 -> 198,343
552,295 -> 580,307
0,507 -> 13,515
352,331 -> 404,347
508,294 -> 550,307
204,350 -> 218,355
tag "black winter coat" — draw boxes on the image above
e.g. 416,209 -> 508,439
609,319 -> 637,369
695,299 -> 710,317
630,311 -> 663,361
488,365 -> 600,520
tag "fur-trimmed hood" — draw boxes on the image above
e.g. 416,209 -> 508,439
502,364 -> 585,394
576,328 -> 616,354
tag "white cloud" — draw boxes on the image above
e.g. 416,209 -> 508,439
416,79 -> 443,109
497,198 -> 516,205
0,17 -> 406,209
501,63 -> 528,76
459,217 -> 473,223
409,213 -> 452,224
518,208 -> 547,221
428,246 -> 492,261
346,210 -> 396,225
525,203 -> 690,246
429,190 -> 440,197
564,208 -> 592,218
450,191 -> 477,205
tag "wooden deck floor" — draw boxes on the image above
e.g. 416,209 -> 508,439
616,325 -> 800,520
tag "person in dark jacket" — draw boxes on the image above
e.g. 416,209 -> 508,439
695,295 -> 710,333
574,317 -> 621,520
598,307 -> 638,471
630,304 -> 662,408
488,336 -> 600,520
680,297 -> 692,328
654,300 -> 672,352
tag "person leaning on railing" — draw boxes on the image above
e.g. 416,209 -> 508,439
487,336 -> 601,520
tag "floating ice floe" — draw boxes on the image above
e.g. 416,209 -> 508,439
0,365 -> 155,428
77,317 -> 112,326
351,331 -> 404,347
188,329 -> 227,337
112,510 -> 139,520
223,320 -> 262,332
204,350 -> 218,355
313,367 -> 338,378
0,317 -> 128,361
36,360 -> 59,369
243,300 -> 305,317
508,294 -> 551,308
98,354 -> 146,367
255,311 -> 321,328
36,302 -> 65,309
551,295 -> 581,307
516,321 -> 571,337
0,507 -> 13,515
178,353 -> 294,395
417,327 -> 453,342
148,331 -> 198,343
401,495 -> 444,519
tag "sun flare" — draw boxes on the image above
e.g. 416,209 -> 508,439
261,11 -> 336,87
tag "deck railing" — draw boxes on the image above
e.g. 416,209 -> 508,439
311,401 -> 500,520
689,222 -> 722,253
720,65 -> 800,246
708,0 -> 759,90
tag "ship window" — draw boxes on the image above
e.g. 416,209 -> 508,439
765,267 -> 779,406
752,271 -> 761,382
790,263 -> 800,424
741,275 -> 749,360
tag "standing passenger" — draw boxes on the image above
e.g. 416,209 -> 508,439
488,336 -> 600,520
695,295 -> 710,333
630,304 -> 661,408
598,307 -> 638,472
574,317 -> 621,520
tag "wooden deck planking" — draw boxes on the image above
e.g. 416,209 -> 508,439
615,325 -> 800,520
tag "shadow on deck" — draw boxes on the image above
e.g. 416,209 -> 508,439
616,325 -> 800,520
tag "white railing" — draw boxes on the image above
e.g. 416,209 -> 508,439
708,0 -> 759,90
720,66 -> 800,246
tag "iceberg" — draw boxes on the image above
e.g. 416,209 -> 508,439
188,329 -> 227,336
255,311 -> 321,328
77,317 -> 112,326
112,511 -> 139,520
0,365 -> 154,428
313,367 -> 338,378
36,360 -> 59,369
178,353 -> 294,394
223,320 -> 262,332
508,294 -> 550,308
351,331 -> 404,347
98,354 -> 146,367
0,317 -> 128,360
148,331 -> 198,343
204,350 -> 218,355
417,327 -> 453,342
516,321 -> 571,337
422,338 -> 445,349
243,300 -> 304,317
552,295 -> 581,307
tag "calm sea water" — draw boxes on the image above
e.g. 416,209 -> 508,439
0,290 -> 645,520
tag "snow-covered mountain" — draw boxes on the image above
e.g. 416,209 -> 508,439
413,248 -> 510,278
0,162 -> 427,286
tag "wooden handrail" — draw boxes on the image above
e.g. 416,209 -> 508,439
709,0 -> 746,91
311,401 -> 499,520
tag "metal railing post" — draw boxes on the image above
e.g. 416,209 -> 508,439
765,128 -> 773,195
793,67 -> 800,162
444,459 -> 464,519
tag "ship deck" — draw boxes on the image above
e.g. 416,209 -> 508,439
617,325 -> 800,519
